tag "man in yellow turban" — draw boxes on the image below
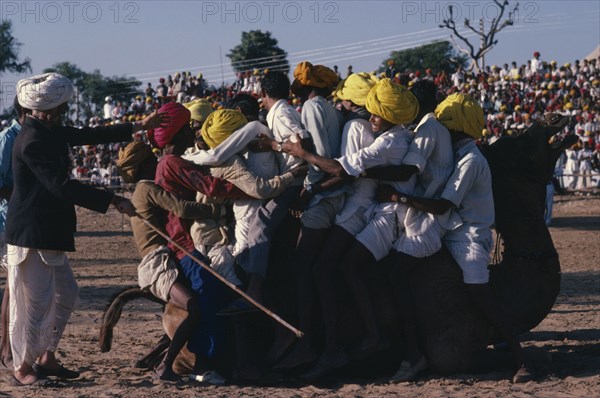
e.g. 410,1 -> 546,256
201,109 -> 247,149
365,78 -> 419,126
377,92 -> 533,384
359,79 -> 456,383
334,72 -> 379,107
181,91 -> 306,332
184,99 -> 213,132
280,78 -> 422,379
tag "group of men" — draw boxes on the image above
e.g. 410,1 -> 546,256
0,62 -> 533,387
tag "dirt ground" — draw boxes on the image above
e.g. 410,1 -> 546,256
1,195 -> 598,397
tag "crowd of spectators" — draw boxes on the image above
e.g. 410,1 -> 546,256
2,51 -> 598,190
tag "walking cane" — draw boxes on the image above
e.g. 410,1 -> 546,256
135,213 -> 304,338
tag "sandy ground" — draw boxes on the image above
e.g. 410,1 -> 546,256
0,195 -> 598,397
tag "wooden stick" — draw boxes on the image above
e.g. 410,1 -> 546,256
136,214 -> 304,338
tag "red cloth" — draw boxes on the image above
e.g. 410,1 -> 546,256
155,154 -> 246,259
148,102 -> 191,149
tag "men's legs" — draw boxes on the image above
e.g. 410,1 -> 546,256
314,226 -> 355,359
9,251 -> 65,384
341,241 -> 382,354
388,252 -> 428,383
240,186 -> 301,301
272,226 -> 328,370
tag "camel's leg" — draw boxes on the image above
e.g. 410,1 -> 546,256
134,334 -> 170,370
0,288 -> 11,368
155,281 -> 201,381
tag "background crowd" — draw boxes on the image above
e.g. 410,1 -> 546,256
2,52 -> 599,190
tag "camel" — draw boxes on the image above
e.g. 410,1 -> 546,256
99,115 -> 576,379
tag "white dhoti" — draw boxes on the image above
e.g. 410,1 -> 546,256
7,246 -> 79,370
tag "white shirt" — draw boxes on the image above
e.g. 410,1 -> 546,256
337,124 -> 416,213
301,96 -> 343,186
103,103 -> 114,120
183,121 -> 277,174
531,57 -> 543,74
402,113 -> 458,234
403,113 -> 454,199
266,99 -> 309,175
336,117 -> 377,223
442,140 -> 494,243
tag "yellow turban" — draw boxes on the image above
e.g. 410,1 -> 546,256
293,61 -> 339,89
201,109 -> 247,149
184,99 -> 213,124
116,141 -> 153,183
434,93 -> 484,139
334,72 -> 379,107
365,78 -> 419,125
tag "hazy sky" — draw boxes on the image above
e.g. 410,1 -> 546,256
1,0 -> 599,108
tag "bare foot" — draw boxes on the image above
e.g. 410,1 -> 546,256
13,369 -> 38,386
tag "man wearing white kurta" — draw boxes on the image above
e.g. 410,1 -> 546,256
236,72 -> 309,302
383,93 -> 533,384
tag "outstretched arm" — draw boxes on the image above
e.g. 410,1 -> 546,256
282,134 -> 347,177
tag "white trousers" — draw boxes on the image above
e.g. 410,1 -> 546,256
8,248 -> 79,370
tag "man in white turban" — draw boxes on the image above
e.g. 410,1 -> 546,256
6,73 -> 162,386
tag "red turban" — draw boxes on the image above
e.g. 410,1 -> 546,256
147,102 -> 191,149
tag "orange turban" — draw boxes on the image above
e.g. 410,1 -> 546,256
292,61 -> 338,89
116,142 -> 153,183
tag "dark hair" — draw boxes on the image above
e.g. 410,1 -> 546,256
410,80 -> 438,113
13,95 -> 26,119
227,93 -> 259,120
260,71 -> 290,100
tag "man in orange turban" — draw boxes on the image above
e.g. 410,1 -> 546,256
273,62 -> 346,372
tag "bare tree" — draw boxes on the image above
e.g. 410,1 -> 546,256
440,0 -> 518,73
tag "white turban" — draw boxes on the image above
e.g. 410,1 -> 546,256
17,73 -> 74,111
